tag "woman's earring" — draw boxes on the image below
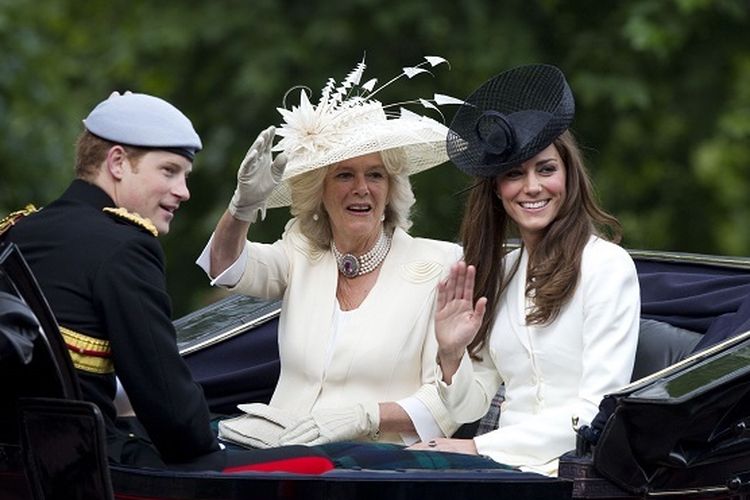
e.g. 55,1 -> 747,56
313,213 -> 319,222
380,213 -> 385,222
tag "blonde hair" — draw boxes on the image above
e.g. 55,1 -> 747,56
290,148 -> 415,250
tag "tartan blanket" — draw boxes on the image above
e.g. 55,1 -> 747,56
476,385 -> 505,436
213,418 -> 513,472
313,441 -> 512,471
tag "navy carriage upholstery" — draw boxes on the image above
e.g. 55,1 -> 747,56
177,295 -> 282,414
632,254 -> 750,381
636,255 -> 750,350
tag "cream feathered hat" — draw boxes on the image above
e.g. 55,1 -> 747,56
266,56 -> 461,208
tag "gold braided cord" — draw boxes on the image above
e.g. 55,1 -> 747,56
103,207 -> 158,237
102,207 -> 159,236
0,204 -> 38,236
60,326 -> 114,374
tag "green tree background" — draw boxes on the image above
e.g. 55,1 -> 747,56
1,0 -> 749,316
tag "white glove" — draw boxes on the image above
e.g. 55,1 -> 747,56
228,126 -> 287,223
217,403 -> 299,449
278,402 -> 380,446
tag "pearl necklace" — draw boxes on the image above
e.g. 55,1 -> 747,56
332,230 -> 392,278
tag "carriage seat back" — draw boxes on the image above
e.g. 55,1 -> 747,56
630,318 -> 702,381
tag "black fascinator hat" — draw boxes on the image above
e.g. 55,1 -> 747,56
447,64 -> 574,177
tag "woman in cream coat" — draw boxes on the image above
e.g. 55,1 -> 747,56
410,65 -> 640,476
197,57 -> 463,448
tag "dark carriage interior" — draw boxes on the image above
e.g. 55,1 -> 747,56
2,240 -> 750,499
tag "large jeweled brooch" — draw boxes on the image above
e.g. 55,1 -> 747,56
332,229 -> 392,279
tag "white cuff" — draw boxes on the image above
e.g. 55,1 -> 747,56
195,233 -> 249,287
397,397 -> 444,444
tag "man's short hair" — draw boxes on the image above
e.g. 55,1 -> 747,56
74,131 -> 148,181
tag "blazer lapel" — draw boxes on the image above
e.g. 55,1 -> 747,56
297,248 -> 339,387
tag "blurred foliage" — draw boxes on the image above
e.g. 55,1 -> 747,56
1,0 -> 749,315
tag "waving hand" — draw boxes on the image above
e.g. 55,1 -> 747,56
435,262 -> 487,381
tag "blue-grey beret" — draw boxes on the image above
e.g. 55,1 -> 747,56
82,92 -> 202,161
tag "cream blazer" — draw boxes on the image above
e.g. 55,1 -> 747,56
439,236 -> 640,475
231,219 -> 463,443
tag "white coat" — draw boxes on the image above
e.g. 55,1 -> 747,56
439,236 -> 640,475
231,219 -> 463,444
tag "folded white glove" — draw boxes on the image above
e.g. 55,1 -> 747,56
278,402 -> 380,446
217,403 -> 299,449
228,126 -> 287,223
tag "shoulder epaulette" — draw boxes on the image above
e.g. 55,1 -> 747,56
103,207 -> 158,237
0,204 -> 38,237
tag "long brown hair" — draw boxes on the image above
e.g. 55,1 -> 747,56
461,130 -> 621,357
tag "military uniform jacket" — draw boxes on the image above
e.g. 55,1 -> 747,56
5,180 -> 218,465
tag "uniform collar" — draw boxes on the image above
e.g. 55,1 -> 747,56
60,179 -> 116,210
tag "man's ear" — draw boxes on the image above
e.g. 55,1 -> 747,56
105,146 -> 128,180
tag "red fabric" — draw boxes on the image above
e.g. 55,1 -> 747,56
222,456 -> 334,475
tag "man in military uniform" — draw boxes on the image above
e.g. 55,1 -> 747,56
0,94 -> 264,474
2,91 -> 222,469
